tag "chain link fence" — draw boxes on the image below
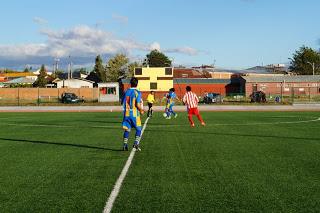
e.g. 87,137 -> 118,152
224,86 -> 320,104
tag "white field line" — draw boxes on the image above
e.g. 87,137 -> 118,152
0,117 -> 319,129
103,117 -> 150,213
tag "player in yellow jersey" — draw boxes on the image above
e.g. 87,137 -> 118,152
146,91 -> 155,117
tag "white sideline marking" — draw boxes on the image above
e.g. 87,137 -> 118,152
0,117 -> 319,129
103,117 -> 150,213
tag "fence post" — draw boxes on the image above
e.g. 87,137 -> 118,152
280,84 -> 283,104
38,87 -> 40,106
17,88 -> 20,106
291,87 -> 294,104
309,87 -> 311,103
92,88 -> 94,103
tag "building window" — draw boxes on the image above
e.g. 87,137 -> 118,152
165,68 -> 172,75
150,83 -> 157,90
81,86 -> 89,88
135,68 -> 142,75
100,87 -> 117,95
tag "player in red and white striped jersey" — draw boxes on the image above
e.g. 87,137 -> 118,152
182,86 -> 205,127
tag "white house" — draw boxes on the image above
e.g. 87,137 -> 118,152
98,82 -> 120,102
56,78 -> 94,88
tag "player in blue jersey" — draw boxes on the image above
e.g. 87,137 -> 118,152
164,88 -> 178,119
121,77 -> 144,151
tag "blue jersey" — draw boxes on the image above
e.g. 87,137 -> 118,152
122,88 -> 142,118
169,91 -> 176,104
122,88 -> 142,130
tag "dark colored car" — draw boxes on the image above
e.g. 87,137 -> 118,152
201,93 -> 223,104
61,93 -> 83,104
250,91 -> 266,103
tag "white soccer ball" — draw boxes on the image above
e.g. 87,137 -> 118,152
163,112 -> 167,118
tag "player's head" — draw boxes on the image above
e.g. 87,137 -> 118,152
130,77 -> 138,87
151,91 -> 154,94
186,86 -> 191,92
170,88 -> 175,92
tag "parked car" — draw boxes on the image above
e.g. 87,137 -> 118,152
61,93 -> 84,104
201,93 -> 223,104
250,91 -> 266,103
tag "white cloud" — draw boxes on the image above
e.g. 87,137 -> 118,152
0,25 -> 202,68
150,42 -> 161,51
112,14 -> 129,24
164,46 -> 199,56
33,17 -> 48,25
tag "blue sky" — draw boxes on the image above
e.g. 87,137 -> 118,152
0,0 -> 319,70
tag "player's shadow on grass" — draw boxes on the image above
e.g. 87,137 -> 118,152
0,137 -> 122,151
146,129 -> 320,141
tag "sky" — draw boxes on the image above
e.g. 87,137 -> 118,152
0,0 -> 320,70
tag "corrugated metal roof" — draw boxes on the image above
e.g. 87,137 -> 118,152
121,78 -> 231,84
55,78 -> 94,83
242,75 -> 320,83
4,77 -> 36,84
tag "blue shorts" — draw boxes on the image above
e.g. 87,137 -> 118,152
122,116 -> 141,131
169,103 -> 175,111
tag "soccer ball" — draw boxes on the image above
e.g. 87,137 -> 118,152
163,113 -> 167,118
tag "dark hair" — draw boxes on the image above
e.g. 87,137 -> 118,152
186,86 -> 191,91
171,88 -> 175,92
130,77 -> 138,87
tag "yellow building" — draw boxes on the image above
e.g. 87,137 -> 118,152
134,67 -> 173,91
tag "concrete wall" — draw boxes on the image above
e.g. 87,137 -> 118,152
123,82 -> 228,99
0,88 -> 99,102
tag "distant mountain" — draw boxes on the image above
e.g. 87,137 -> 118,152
0,54 -> 111,71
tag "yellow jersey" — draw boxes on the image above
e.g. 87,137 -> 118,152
147,94 -> 155,104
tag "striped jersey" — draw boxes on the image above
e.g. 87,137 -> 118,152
183,91 -> 199,109
122,88 -> 142,118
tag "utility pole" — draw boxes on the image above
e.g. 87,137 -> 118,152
54,58 -> 60,76
68,56 -> 72,79
307,61 -> 315,75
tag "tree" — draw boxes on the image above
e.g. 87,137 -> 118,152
145,49 -> 172,67
93,55 -> 105,82
289,46 -> 320,75
33,64 -> 47,87
106,54 -> 129,82
79,68 -> 87,75
128,61 -> 142,77
86,71 -> 100,85
52,70 -> 64,79
23,67 -> 29,72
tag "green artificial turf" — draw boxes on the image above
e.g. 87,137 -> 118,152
113,112 -> 320,213
0,112 -> 319,212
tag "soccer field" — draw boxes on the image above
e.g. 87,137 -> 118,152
0,111 -> 319,212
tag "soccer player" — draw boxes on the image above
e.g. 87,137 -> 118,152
146,91 -> 155,117
165,88 -> 178,119
121,77 -> 144,151
182,86 -> 205,127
